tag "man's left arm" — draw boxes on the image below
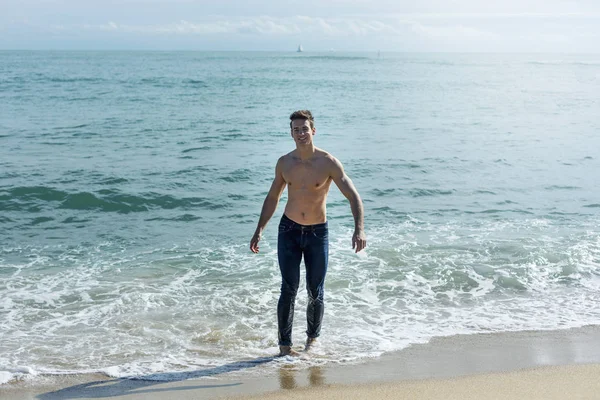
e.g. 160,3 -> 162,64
330,157 -> 366,253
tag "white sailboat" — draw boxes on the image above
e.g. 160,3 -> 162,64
297,44 -> 303,53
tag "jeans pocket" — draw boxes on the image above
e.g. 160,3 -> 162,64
312,227 -> 328,240
278,223 -> 293,234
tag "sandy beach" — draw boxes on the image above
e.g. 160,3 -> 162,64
3,325 -> 600,400
230,364 -> 600,400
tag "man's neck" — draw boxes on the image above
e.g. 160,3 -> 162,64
295,145 -> 316,161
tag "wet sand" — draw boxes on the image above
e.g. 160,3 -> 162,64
228,364 -> 600,400
3,325 -> 600,400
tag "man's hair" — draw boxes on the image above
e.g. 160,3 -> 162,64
289,110 -> 315,129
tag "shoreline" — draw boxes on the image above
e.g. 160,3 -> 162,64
3,325 -> 600,399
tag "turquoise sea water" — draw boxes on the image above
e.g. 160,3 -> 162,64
1,51 -> 600,384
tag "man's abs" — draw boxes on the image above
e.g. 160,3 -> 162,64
283,194 -> 328,225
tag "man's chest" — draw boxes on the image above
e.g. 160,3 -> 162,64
282,163 -> 331,190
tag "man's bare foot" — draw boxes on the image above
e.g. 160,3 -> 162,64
279,345 -> 300,357
305,337 -> 318,352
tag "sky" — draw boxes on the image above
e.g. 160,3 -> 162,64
1,0 -> 599,51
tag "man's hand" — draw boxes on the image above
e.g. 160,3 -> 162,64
352,230 -> 367,253
250,231 -> 262,253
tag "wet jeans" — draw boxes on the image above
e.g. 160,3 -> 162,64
277,214 -> 329,347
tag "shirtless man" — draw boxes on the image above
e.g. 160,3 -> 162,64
249,110 -> 366,356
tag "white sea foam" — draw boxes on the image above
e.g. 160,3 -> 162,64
0,366 -> 38,385
0,371 -> 13,385
1,218 -> 600,384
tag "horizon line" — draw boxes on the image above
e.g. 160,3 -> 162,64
1,49 -> 599,54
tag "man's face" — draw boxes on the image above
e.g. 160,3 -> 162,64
290,119 -> 315,146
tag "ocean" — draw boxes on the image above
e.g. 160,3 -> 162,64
1,51 -> 599,385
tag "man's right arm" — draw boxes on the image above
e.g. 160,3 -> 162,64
250,158 -> 286,253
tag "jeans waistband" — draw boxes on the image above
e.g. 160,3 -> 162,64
281,214 -> 327,229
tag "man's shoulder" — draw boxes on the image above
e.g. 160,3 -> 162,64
278,151 -> 295,163
315,148 -> 337,163
316,149 -> 342,170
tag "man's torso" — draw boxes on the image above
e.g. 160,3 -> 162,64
281,149 -> 333,225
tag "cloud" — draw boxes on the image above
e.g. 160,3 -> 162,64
349,12 -> 600,19
408,21 -> 499,40
75,17 -> 298,35
62,16 -> 424,37
7,11 -> 600,52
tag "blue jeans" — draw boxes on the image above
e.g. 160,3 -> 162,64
277,214 -> 329,347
